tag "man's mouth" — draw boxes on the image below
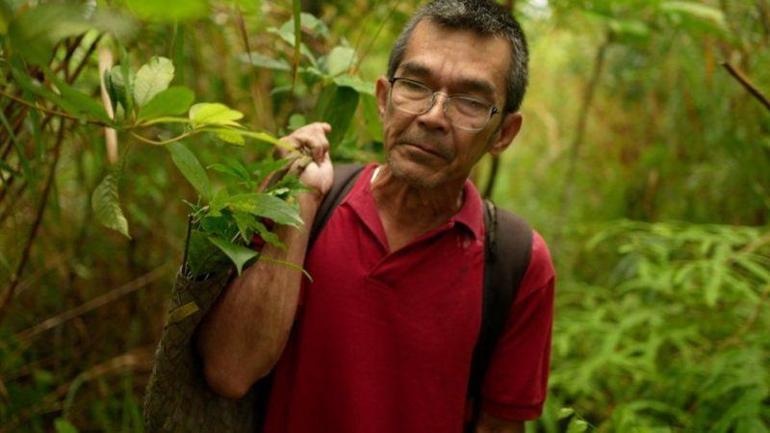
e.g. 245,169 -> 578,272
400,141 -> 449,160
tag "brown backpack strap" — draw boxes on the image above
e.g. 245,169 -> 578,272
308,163 -> 365,249
466,199 -> 533,431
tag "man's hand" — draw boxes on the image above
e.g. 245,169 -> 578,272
279,122 -> 334,197
475,411 -> 525,433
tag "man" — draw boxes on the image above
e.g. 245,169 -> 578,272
196,1 -> 555,432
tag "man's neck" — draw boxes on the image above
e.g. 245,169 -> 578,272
370,164 -> 465,251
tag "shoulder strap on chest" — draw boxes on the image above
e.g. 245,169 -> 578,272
466,200 -> 533,429
308,163 -> 365,249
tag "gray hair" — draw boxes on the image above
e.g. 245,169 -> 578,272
386,0 -> 529,113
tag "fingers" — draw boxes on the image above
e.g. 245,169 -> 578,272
280,122 -> 332,164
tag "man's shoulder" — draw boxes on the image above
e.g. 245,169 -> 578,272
518,230 -> 556,300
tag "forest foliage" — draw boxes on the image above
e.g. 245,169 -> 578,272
0,0 -> 769,432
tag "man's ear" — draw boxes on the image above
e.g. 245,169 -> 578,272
488,112 -> 523,156
375,76 -> 390,118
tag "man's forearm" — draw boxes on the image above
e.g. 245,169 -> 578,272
196,192 -> 322,399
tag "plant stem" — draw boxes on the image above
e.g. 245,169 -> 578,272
722,62 -> 770,113
355,0 -> 401,73
15,264 -> 173,342
0,89 -> 110,127
130,130 -> 195,145
554,34 -> 611,247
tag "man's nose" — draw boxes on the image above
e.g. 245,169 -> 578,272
417,93 -> 451,130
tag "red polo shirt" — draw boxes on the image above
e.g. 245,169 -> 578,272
263,163 -> 554,433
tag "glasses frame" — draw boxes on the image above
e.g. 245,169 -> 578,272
388,77 -> 499,132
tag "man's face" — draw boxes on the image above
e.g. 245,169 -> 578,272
376,19 -> 522,188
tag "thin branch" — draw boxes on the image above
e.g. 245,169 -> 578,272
0,122 -> 67,324
53,34 -> 86,79
130,130 -> 195,145
68,34 -> 103,84
554,35 -> 611,247
722,62 -> 770,113
15,264 -> 173,342
0,89 -> 110,127
135,116 -> 190,127
0,102 -> 27,158
0,183 -> 28,226
98,46 -> 119,164
354,0 -> 401,73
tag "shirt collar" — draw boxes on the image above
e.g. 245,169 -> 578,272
343,163 -> 485,241
449,179 -> 484,240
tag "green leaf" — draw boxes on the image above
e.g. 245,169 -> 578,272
7,4 -> 134,65
232,211 -> 257,242
214,128 -> 246,145
313,84 -> 359,146
235,130 -> 283,147
268,174 -> 308,197
208,188 -> 230,217
226,193 -> 303,227
125,0 -> 209,22
92,173 -> 130,238
207,236 -> 258,275
54,418 -> 79,433
239,52 -> 291,71
252,219 -> 284,249
137,86 -> 194,121
8,4 -> 90,65
659,1 -> 727,30
90,9 -> 137,40
166,142 -> 212,201
280,12 -> 329,39
189,103 -> 244,128
210,158 -> 251,181
325,46 -> 356,76
333,75 -> 375,95
230,211 -> 285,249
185,229 -> 230,276
0,0 -> 13,35
208,164 -> 246,181
361,94 -> 383,140
108,65 -> 135,114
566,419 -> 588,433
288,113 -> 307,131
43,68 -> 112,124
252,157 -> 292,184
134,57 -> 175,107
558,407 -> 575,420
608,19 -> 650,39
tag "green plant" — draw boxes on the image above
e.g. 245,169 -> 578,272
547,221 -> 770,432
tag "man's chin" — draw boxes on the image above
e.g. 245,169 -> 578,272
388,157 -> 444,189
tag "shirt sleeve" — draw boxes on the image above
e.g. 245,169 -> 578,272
480,230 -> 555,421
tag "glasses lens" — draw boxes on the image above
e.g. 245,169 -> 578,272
391,80 -> 433,114
446,97 -> 490,131
390,79 -> 493,131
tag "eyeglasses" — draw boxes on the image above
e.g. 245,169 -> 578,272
388,77 -> 499,131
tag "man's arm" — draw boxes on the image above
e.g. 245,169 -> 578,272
475,411 -> 525,433
195,123 -> 332,399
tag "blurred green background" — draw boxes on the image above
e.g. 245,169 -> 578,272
1,0 -> 769,432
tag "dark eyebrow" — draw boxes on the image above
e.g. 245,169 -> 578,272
397,61 -> 497,100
